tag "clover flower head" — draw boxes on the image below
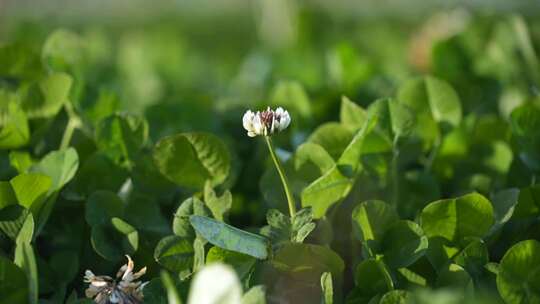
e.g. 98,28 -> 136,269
242,107 -> 291,137
84,255 -> 147,304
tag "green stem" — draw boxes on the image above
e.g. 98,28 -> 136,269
60,119 -> 77,150
264,136 -> 296,217
391,135 -> 400,207
60,103 -> 81,150
424,136 -> 441,173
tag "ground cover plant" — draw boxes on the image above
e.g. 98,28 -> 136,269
1,4 -> 540,304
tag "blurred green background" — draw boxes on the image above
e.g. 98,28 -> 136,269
2,0 -> 540,227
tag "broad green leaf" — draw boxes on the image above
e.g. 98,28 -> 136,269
204,182 -> 232,221
396,268 -> 427,288
340,96 -> 367,131
206,247 -> 256,281
154,236 -> 194,273
0,255 -> 28,304
337,115 -> 377,174
351,200 -> 398,244
423,76 -> 462,127
425,237 -> 460,272
19,72 -> 73,118
436,263 -> 472,289
0,205 -> 33,242
513,184 -> 540,219
242,285 -> 266,304
0,43 -> 43,79
260,209 -> 291,245
42,29 -> 84,70
271,243 -> 344,281
90,218 -> 138,261
187,263 -> 242,304
397,76 -> 461,147
294,143 -> 335,174
269,80 -> 311,120
354,259 -> 393,299
367,98 -> 415,139
29,148 -> 78,193
14,242 -> 38,304
509,103 -> 540,170
420,193 -> 494,244
9,151 -> 34,174
123,193 -> 170,235
321,272 -> 333,304
154,132 -> 230,189
190,215 -> 269,259
111,217 -> 138,251
85,191 -> 124,227
308,123 -> 354,160
0,181 -> 16,209
379,290 -> 411,304
497,240 -> 540,304
131,150 -> 176,195
65,152 -> 128,200
95,113 -> 148,168
489,188 -> 519,233
380,220 -> 428,269
173,197 -> 210,239
454,238 -> 489,280
291,207 -> 316,243
0,91 -> 30,149
301,166 -> 352,219
10,173 -> 51,216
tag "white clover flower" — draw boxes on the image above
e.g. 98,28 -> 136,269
242,107 -> 291,137
84,255 -> 147,304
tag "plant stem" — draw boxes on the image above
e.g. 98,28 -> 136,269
391,135 -> 400,207
424,136 -> 441,173
60,119 -> 77,149
60,103 -> 81,150
264,136 -> 296,217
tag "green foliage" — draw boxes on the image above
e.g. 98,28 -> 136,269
260,207 -> 316,246
154,236 -> 194,274
497,240 -> 540,303
190,215 -> 269,259
0,255 -> 28,304
420,193 -> 494,244
0,91 -> 30,149
153,132 -> 231,189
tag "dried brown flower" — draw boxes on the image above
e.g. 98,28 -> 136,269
84,255 -> 147,304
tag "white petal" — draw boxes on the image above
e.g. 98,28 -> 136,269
187,264 -> 242,304
84,270 -> 95,282
91,281 -> 109,287
278,111 -> 291,131
253,113 -> 264,135
242,110 -> 255,131
270,117 -> 277,134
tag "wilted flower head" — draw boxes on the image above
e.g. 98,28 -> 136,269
84,255 -> 147,304
242,107 -> 291,137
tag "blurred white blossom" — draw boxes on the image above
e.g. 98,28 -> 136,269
242,107 -> 291,137
187,263 -> 242,304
